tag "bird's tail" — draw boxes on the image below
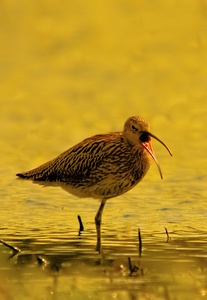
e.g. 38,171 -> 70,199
16,172 -> 31,179
16,160 -> 55,181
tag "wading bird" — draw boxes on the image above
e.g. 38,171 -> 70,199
16,116 -> 172,252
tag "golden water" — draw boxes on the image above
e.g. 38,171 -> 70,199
0,1 -> 207,299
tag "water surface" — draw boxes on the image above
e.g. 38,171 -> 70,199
0,1 -> 207,299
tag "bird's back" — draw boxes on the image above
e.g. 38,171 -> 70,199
16,132 -> 150,199
17,133 -> 118,181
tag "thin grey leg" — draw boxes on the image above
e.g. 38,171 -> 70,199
95,199 -> 106,253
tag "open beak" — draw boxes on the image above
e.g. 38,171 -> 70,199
139,131 -> 172,180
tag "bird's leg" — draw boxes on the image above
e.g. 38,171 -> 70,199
95,199 -> 106,253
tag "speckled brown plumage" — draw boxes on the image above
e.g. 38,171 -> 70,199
16,116 -> 172,252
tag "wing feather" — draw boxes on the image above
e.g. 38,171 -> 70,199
16,133 -> 122,183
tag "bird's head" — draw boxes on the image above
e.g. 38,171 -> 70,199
123,116 -> 172,179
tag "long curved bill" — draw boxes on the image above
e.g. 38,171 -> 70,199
140,131 -> 172,180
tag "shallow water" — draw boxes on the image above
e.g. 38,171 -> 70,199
1,1 -> 207,299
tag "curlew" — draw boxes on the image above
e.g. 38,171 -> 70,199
16,116 -> 172,252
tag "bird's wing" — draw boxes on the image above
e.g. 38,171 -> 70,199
53,135 -> 112,182
17,133 -> 121,183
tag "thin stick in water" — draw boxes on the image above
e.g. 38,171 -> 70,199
0,239 -> 21,254
164,227 -> 171,242
78,215 -> 84,235
128,257 -> 139,276
138,228 -> 142,257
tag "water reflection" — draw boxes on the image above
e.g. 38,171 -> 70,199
1,173 -> 207,299
0,225 -> 207,299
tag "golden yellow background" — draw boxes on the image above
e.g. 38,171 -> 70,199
0,1 -> 207,299
1,1 -> 207,177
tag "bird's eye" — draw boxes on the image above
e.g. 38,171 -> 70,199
139,133 -> 150,143
131,125 -> 138,132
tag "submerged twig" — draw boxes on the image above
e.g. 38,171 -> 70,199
0,239 -> 21,259
128,257 -> 139,276
138,228 -> 142,257
37,256 -> 61,272
0,239 -> 21,254
37,255 -> 48,267
77,215 -> 84,235
164,227 -> 171,242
